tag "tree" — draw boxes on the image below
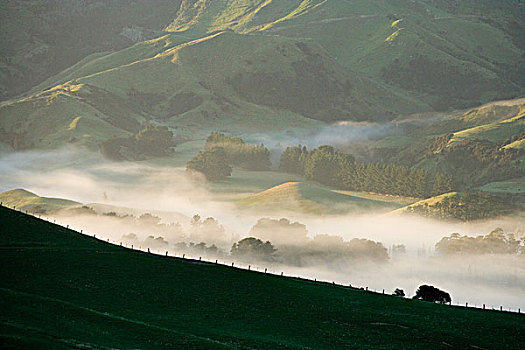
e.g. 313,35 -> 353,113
134,125 -> 175,156
249,218 -> 309,246
186,147 -> 232,181
393,288 -> 405,297
231,237 -> 277,261
433,173 -> 454,196
412,285 -> 451,304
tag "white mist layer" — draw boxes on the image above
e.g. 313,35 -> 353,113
1,147 -> 524,310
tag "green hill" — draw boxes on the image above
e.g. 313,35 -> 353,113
1,205 -> 524,349
0,189 -> 80,214
164,0 -> 525,110
2,1 -> 524,152
391,192 -> 460,215
2,31 -> 406,150
237,181 -> 401,214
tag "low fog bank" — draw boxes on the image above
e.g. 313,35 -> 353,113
1,147 -> 524,311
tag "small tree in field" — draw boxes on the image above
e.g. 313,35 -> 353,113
412,284 -> 451,304
393,288 -> 405,297
231,237 -> 276,262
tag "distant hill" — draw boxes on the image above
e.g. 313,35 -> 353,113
369,98 -> 525,190
0,189 -> 80,214
1,0 -> 524,151
237,181 -> 400,214
2,205 -> 524,349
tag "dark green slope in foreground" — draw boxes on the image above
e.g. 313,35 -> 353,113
1,206 -> 524,349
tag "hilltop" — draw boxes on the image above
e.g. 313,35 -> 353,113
237,181 -> 400,215
1,205 -> 524,349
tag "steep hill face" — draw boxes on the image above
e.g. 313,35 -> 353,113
0,0 -> 183,100
1,0 -> 524,151
164,0 -> 525,110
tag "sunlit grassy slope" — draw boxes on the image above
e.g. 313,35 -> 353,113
237,181 -> 401,214
164,0 -> 524,110
449,112 -> 525,146
391,192 -> 459,215
3,0 -> 524,151
1,205 -> 524,349
0,189 -> 80,213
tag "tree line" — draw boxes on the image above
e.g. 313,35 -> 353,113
435,228 -> 524,255
280,144 -> 453,198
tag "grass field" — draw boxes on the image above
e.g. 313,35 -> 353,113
478,178 -> 525,194
1,205 -> 524,349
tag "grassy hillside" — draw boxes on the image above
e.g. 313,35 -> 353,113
0,0 -> 184,100
164,0 -> 525,110
237,181 -> 401,215
391,192 -> 460,215
0,189 -> 80,214
1,205 -> 524,349
2,0 -> 524,153
367,98 -> 525,191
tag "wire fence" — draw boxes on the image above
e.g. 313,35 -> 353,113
3,202 -> 523,315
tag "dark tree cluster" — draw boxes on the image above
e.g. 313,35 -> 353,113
206,132 -> 271,170
100,125 -> 176,160
186,147 -> 232,181
435,228 -> 524,255
407,192 -> 511,221
280,145 -> 453,198
413,285 -> 451,304
231,237 -> 277,262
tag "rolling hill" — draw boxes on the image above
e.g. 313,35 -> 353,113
237,181 -> 401,214
2,204 -> 524,349
0,189 -> 80,214
1,0 -> 524,153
